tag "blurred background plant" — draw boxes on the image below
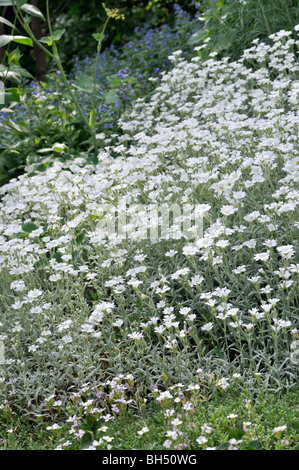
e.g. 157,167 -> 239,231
189,0 -> 299,59
0,1 -> 200,184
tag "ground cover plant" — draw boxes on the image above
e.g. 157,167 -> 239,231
1,387 -> 298,450
0,1 -> 298,452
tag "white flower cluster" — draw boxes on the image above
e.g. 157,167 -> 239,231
0,27 -> 298,407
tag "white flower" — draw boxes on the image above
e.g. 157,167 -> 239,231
163,439 -> 172,449
273,425 -> 287,438
196,436 -> 208,445
201,322 -> 213,332
243,422 -> 252,433
89,311 -> 104,324
61,335 -> 73,344
154,325 -> 165,334
201,423 -> 213,434
49,274 -> 62,282
254,251 -> 270,262
216,239 -> 230,248
182,245 -> 199,256
171,418 -> 182,427
127,278 -> 143,288
221,205 -> 238,216
46,424 -> 61,431
128,331 -> 143,341
228,438 -> 242,449
10,280 -> 26,292
180,307 -> 191,316
81,324 -> 94,333
277,245 -> 295,259
165,250 -> 177,257
138,426 -> 149,435
26,289 -> 43,301
166,430 -> 178,440
227,414 -> 238,419
216,377 -> 230,390
57,320 -> 72,332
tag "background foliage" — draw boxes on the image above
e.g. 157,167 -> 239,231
190,0 -> 299,60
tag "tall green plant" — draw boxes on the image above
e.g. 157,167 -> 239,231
0,0 -> 124,159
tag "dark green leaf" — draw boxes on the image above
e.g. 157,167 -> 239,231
22,222 -> 38,233
53,252 -> 62,263
216,442 -> 230,450
15,232 -> 29,239
107,74 -> 123,86
40,29 -> 65,46
13,36 -> 33,47
76,233 -> 85,244
73,74 -> 94,93
4,87 -> 20,104
20,4 -> 45,20
8,119 -> 27,132
0,16 -> 19,30
188,29 -> 211,45
103,89 -> 119,104
96,419 -> 105,429
92,32 -> 104,42
244,440 -> 263,450
52,29 -> 66,42
10,64 -> 34,79
228,426 -> 245,440
80,431 -> 93,450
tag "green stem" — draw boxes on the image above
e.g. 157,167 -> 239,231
257,0 -> 271,36
92,17 -> 110,118
52,45 -> 90,129
2,14 -> 20,90
45,0 -> 95,150
11,0 -> 55,60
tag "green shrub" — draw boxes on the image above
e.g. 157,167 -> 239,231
189,0 -> 299,60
